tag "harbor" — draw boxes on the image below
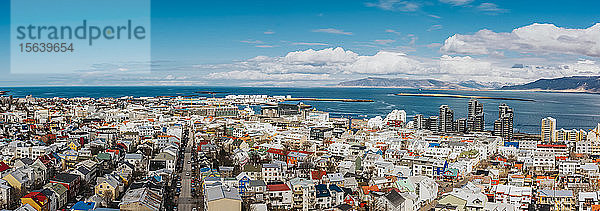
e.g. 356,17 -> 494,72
283,98 -> 373,102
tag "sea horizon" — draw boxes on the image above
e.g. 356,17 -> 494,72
3,86 -> 600,134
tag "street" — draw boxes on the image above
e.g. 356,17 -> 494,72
178,128 -> 196,211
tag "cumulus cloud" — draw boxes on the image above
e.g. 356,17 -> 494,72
13,46 -> 600,86
441,23 -> 600,57
434,54 -> 600,83
283,47 -> 359,65
200,47 -> 436,84
440,55 -> 492,75
349,51 -> 426,74
202,47 -> 600,85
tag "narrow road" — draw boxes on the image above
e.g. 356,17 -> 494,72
178,128 -> 195,211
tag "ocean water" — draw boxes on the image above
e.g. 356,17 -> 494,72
2,86 -> 600,134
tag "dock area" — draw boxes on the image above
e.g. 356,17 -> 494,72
283,98 -> 373,102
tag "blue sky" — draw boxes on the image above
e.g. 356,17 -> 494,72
1,0 -> 600,86
149,0 -> 598,61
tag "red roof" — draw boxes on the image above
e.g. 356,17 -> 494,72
0,161 -> 10,172
288,150 -> 314,155
267,184 -> 291,192
22,191 -> 47,205
311,170 -> 327,180
106,149 -> 120,155
267,148 -> 285,156
38,154 -> 54,165
537,144 -> 567,148
361,185 -> 379,194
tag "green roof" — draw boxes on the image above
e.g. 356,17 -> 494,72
242,164 -> 261,172
97,153 -> 112,160
44,182 -> 68,195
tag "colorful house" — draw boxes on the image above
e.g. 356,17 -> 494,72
67,140 -> 81,151
70,201 -> 96,211
236,173 -> 251,195
49,173 -> 80,200
95,176 -> 120,201
20,191 -> 49,211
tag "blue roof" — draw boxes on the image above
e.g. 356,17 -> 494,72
329,184 -> 343,192
152,175 -> 162,182
71,201 -> 95,211
316,184 -> 331,198
504,141 -> 519,148
428,143 -> 440,147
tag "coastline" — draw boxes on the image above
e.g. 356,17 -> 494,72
334,85 -> 600,94
394,93 -> 535,102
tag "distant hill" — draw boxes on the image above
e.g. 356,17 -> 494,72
500,76 -> 600,93
338,77 -> 495,89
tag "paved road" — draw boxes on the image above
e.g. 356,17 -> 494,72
178,128 -> 195,211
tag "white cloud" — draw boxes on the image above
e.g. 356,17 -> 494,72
441,23 -> 600,57
264,30 -> 275,34
349,51 -> 427,74
434,54 -> 600,83
374,39 -> 396,45
13,47 -> 600,86
240,40 -> 264,44
476,3 -> 508,14
283,47 -> 359,65
204,47 -> 600,84
407,34 -> 418,45
427,24 -> 443,31
426,43 -> 442,48
385,29 -> 402,36
440,0 -> 473,6
428,14 -> 442,19
365,0 -> 419,12
201,47 -> 434,84
439,55 -> 492,75
208,70 -> 330,81
312,28 -> 353,35
568,59 -> 600,74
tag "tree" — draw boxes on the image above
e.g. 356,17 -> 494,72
102,190 -> 114,202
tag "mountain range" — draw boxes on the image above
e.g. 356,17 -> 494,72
339,76 -> 600,93
337,77 -> 500,89
500,76 -> 600,93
